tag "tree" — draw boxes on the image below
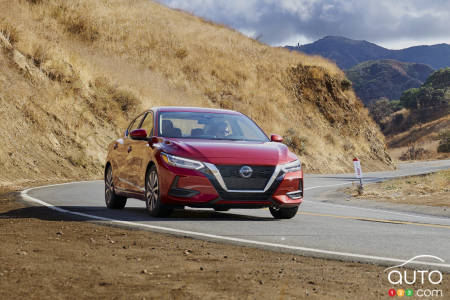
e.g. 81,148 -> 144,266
400,88 -> 420,109
369,97 -> 392,125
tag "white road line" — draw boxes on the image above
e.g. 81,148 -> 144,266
304,182 -> 353,190
20,181 -> 450,270
304,201 -> 450,222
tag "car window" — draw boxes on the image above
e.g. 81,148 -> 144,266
158,111 -> 269,141
127,114 -> 145,136
140,112 -> 154,136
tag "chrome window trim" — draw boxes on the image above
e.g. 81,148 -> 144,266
204,163 -> 282,193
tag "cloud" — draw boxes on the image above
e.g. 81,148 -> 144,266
157,0 -> 450,47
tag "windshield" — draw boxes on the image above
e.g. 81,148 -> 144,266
158,111 -> 269,142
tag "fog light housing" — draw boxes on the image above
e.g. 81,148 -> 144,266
286,190 -> 303,199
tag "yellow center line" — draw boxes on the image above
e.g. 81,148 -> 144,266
298,212 -> 450,229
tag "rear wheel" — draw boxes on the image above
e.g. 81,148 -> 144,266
105,166 -> 127,209
145,166 -> 172,217
269,206 -> 298,219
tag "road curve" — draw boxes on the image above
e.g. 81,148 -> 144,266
22,160 -> 450,271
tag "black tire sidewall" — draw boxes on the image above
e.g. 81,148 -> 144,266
270,206 -> 298,219
145,166 -> 163,216
105,166 -> 126,209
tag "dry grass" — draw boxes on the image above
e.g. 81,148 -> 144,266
387,115 -> 450,162
346,170 -> 450,207
0,0 -> 391,187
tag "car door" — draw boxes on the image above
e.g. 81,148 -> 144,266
120,113 -> 146,192
112,118 -> 139,191
126,111 -> 155,192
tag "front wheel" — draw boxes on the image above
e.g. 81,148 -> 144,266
145,166 -> 172,217
213,207 -> 230,212
269,206 -> 298,219
105,166 -> 127,209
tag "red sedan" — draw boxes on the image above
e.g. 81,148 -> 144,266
105,107 -> 303,219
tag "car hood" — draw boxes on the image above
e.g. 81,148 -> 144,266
160,139 -> 297,165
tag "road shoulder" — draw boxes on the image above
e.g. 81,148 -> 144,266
3,186 -> 448,299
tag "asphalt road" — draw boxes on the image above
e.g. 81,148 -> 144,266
22,160 -> 450,270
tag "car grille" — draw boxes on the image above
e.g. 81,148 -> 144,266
216,165 -> 275,190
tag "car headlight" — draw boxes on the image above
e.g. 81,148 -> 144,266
160,152 -> 205,170
281,159 -> 301,173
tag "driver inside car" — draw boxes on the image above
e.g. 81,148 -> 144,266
213,121 -> 232,138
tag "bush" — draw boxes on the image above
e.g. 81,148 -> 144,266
341,78 -> 352,91
369,97 -> 392,124
437,130 -> 450,153
400,88 -> 420,109
283,128 -> 307,155
400,144 -> 429,161
388,100 -> 403,112
111,89 -> 139,114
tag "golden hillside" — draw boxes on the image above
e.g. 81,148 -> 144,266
0,0 -> 391,188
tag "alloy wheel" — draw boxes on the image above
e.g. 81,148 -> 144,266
105,168 -> 114,206
146,170 -> 159,212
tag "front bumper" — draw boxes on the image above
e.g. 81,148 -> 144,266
158,160 -> 303,208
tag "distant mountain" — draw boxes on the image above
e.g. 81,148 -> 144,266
345,59 -> 434,104
286,36 -> 450,70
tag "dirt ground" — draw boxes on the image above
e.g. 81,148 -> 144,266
346,170 -> 450,207
1,187 -> 449,299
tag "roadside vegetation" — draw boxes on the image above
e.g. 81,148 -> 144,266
0,0 -> 390,188
367,68 -> 450,161
346,170 -> 450,207
369,68 -> 449,135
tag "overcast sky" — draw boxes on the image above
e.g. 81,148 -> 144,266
157,0 -> 450,49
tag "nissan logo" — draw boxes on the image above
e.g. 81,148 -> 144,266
239,166 -> 253,178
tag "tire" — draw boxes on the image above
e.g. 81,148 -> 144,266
105,166 -> 127,209
269,206 -> 298,219
213,207 -> 230,212
145,165 -> 172,217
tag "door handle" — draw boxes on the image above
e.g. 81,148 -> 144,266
127,146 -> 132,153
113,143 -> 118,150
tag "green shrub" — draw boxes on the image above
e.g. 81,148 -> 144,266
400,88 -> 420,109
388,100 -> 403,112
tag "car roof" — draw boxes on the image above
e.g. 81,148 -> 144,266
152,106 -> 241,115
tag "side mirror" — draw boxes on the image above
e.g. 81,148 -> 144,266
130,129 -> 148,140
270,134 -> 283,143
149,136 -> 159,144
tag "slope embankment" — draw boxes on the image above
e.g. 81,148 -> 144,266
0,0 -> 391,188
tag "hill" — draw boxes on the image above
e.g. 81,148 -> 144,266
346,59 -> 434,104
372,68 -> 449,135
287,36 -> 388,69
0,0 -> 391,188
370,68 -> 450,160
287,36 -> 450,70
